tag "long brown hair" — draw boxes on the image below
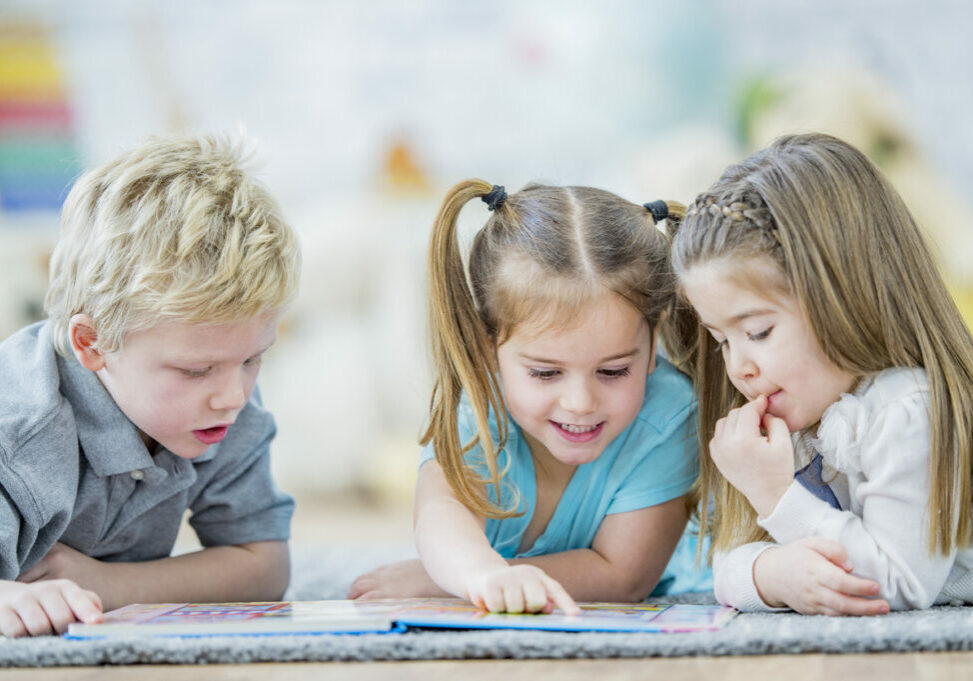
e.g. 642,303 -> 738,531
424,179 -> 685,517
669,132 -> 973,554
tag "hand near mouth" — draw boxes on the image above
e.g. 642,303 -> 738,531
710,394 -> 795,518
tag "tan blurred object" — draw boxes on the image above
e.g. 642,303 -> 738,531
744,60 -> 973,323
383,139 -> 431,195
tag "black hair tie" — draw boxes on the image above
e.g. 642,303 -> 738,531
483,185 -> 507,211
644,200 -> 669,223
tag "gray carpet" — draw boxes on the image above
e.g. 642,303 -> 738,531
2,545 -> 972,667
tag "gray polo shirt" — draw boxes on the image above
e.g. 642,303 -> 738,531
0,321 -> 294,580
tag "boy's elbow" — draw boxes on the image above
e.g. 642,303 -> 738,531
264,562 -> 290,601
240,540 -> 291,600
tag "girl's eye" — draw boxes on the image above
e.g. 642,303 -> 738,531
599,367 -> 631,379
244,356 -> 263,368
747,327 -> 774,342
527,368 -> 559,380
181,367 -> 211,378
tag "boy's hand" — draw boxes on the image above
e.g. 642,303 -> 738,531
710,395 -> 794,517
466,564 -> 580,616
753,537 -> 890,616
18,543 -> 113,604
0,579 -> 102,637
349,559 -> 450,600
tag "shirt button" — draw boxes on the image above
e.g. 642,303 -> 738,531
130,470 -> 145,481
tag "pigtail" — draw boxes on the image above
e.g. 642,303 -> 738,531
643,200 -> 713,525
421,179 -> 517,519
652,201 -> 698,376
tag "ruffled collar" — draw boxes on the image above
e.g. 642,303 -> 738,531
806,375 -> 877,474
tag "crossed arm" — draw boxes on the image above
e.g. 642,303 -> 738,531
350,460 -> 689,609
0,540 -> 289,637
709,395 -> 946,615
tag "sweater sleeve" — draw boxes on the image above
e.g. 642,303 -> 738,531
758,393 -> 954,610
713,542 -> 786,612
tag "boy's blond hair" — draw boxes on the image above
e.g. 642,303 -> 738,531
45,133 -> 301,356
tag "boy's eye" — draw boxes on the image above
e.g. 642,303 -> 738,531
746,327 -> 773,342
527,368 -> 559,380
599,367 -> 631,379
244,355 -> 263,367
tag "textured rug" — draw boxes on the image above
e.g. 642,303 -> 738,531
2,545 -> 973,667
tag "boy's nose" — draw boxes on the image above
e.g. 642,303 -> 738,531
210,372 -> 247,412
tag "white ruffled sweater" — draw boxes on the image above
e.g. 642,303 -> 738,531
713,368 -> 973,611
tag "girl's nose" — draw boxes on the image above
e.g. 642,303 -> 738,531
726,347 -> 758,382
559,378 -> 597,415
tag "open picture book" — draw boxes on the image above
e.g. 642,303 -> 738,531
65,598 -> 736,639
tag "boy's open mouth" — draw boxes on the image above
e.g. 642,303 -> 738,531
193,425 -> 229,445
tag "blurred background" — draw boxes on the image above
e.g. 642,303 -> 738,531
0,0 -> 971,547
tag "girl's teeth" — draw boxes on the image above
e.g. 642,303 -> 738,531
559,423 -> 597,434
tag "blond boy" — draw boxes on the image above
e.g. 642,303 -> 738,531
0,134 -> 300,637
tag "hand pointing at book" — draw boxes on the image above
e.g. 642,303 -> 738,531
466,564 -> 581,616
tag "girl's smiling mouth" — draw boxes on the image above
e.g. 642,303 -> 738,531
551,420 -> 605,443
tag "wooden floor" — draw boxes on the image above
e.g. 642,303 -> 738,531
4,653 -> 973,680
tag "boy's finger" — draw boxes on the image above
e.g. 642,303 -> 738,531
37,593 -> 76,634
0,607 -> 27,638
543,576 -> 580,616
83,589 -> 103,614
15,599 -> 55,637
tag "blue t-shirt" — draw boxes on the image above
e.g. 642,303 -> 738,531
420,355 -> 712,595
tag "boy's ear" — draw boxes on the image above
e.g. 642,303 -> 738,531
69,314 -> 106,372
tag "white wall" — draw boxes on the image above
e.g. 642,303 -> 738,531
0,0 -> 969,499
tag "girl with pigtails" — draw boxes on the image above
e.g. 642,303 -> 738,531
670,133 -> 973,614
350,180 -> 711,613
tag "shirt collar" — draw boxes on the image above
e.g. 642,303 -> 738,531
55,346 -> 219,475
56,350 -> 154,477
